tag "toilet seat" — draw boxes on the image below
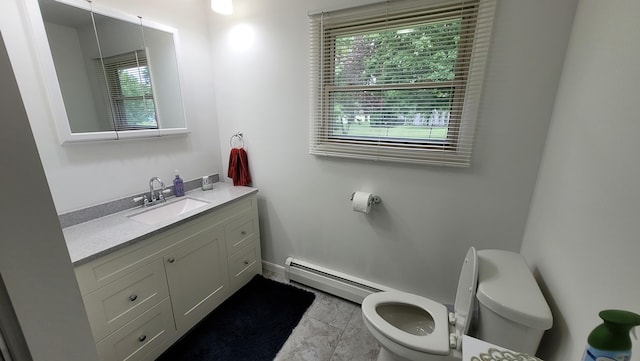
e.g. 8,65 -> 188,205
361,247 -> 478,358
361,290 -> 450,355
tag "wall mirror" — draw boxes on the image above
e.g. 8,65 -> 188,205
29,0 -> 188,143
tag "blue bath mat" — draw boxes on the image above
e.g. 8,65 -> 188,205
156,274 -> 315,361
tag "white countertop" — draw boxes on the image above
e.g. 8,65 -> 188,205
63,183 -> 257,265
463,336 -> 542,361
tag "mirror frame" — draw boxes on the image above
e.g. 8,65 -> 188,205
25,0 -> 189,143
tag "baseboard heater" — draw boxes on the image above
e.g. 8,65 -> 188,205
284,257 -> 390,304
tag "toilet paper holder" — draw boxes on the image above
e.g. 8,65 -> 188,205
350,192 -> 381,205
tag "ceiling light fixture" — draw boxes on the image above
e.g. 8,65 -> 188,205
211,0 -> 233,15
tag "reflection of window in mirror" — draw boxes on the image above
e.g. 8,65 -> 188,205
98,50 -> 158,131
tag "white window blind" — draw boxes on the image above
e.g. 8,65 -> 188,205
309,0 -> 496,166
99,50 -> 158,131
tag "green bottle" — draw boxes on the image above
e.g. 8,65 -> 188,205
582,310 -> 640,361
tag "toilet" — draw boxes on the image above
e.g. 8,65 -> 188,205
361,247 -> 553,361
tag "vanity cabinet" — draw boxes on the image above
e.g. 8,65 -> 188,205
74,195 -> 261,361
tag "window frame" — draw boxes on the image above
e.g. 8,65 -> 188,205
309,0 -> 496,166
101,50 -> 158,131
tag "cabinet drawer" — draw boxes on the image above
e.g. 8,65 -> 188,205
225,212 -> 257,255
96,298 -> 175,361
228,239 -> 261,290
83,259 -> 169,342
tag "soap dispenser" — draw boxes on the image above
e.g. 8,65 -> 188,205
173,170 -> 185,197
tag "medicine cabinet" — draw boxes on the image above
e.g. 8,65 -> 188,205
27,0 -> 188,143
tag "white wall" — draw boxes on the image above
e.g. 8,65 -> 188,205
43,21 -> 104,132
210,0 -> 578,303
3,0 -> 223,214
0,32 -> 98,361
520,0 -> 640,360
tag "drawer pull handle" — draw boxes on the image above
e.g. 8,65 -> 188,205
167,257 -> 175,263
138,335 -> 147,342
241,230 -> 247,235
129,294 -> 138,302
243,260 -> 250,265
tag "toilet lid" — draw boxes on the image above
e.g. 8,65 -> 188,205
453,246 -> 478,341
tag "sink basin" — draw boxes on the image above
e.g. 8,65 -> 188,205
128,197 -> 209,225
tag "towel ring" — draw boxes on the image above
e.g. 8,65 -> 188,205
230,132 -> 244,148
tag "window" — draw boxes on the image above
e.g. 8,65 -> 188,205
101,50 -> 158,131
309,0 -> 496,166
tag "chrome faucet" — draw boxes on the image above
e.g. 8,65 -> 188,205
149,177 -> 166,203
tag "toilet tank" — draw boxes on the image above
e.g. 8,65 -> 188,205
474,250 -> 552,356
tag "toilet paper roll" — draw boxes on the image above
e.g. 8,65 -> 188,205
352,191 -> 373,214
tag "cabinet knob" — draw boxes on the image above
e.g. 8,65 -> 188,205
129,294 -> 138,302
241,230 -> 247,235
167,257 -> 175,263
138,335 -> 147,342
243,260 -> 250,265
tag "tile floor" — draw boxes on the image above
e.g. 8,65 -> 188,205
262,270 -> 381,361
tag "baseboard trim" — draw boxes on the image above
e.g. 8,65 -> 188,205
262,260 -> 285,276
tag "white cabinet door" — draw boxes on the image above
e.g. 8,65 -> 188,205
164,224 -> 229,332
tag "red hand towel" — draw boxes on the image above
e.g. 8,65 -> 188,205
227,148 -> 252,186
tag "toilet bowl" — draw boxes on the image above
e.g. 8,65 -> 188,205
362,248 -> 554,361
362,247 -> 478,361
